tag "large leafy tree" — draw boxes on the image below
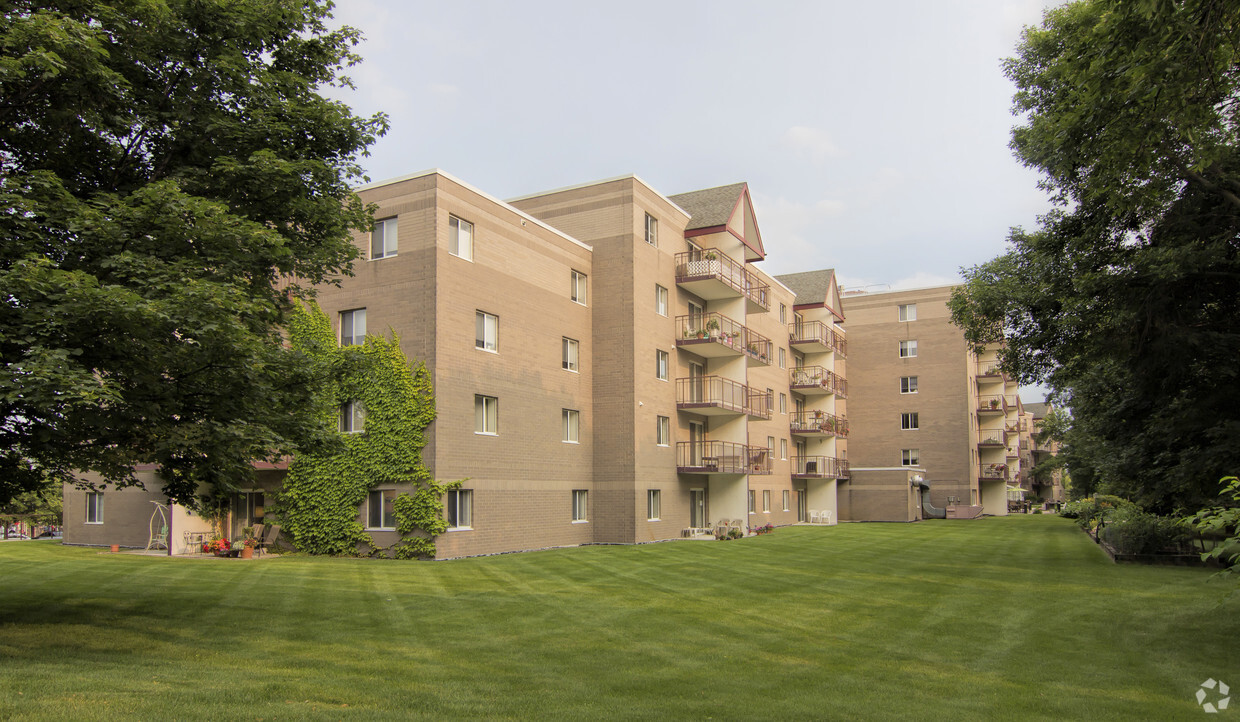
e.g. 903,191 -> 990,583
950,0 -> 1240,511
0,1 -> 387,506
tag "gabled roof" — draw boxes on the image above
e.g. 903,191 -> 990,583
1025,402 -> 1050,419
775,269 -> 844,322
668,182 -> 766,261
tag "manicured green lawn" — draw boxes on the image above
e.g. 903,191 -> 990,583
0,516 -> 1235,720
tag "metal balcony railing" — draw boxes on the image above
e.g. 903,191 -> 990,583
677,441 -> 772,475
790,410 -> 849,437
789,320 -> 847,358
789,365 -> 847,398
674,250 -> 770,312
791,455 -> 850,479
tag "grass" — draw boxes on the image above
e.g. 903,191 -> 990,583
0,515 -> 1236,720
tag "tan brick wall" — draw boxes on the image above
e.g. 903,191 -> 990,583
841,287 -> 975,512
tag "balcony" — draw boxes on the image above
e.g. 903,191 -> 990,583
789,320 -> 847,358
677,441 -> 772,475
674,250 -> 770,313
676,313 -> 771,365
978,430 -> 1008,448
790,410 -> 849,438
675,376 -> 770,419
977,394 -> 1008,415
975,362 -> 1004,381
789,366 -> 847,398
791,455 -> 850,480
979,463 -> 1009,481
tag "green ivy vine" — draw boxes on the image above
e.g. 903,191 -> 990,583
273,302 -> 454,558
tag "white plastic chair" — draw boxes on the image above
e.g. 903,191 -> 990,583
823,509 -> 834,525
808,509 -> 821,524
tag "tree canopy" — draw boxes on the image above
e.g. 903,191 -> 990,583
950,0 -> 1240,511
0,1 -> 387,506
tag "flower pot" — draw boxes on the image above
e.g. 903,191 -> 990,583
240,547 -> 254,560
109,544 -> 119,553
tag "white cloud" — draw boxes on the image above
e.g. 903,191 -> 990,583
782,126 -> 841,163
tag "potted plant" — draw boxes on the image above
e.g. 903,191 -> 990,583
988,398 -> 1000,409
704,318 -> 720,337
704,251 -> 718,261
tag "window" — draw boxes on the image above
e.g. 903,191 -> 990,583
371,217 -> 397,259
367,489 -> 397,529
447,489 -> 472,529
571,270 -> 588,305
645,212 -> 658,246
898,303 -> 917,322
562,337 -> 579,372
899,340 -> 918,358
779,303 -> 787,324
763,489 -> 771,513
572,490 -> 588,522
562,409 -> 580,443
85,491 -> 103,524
340,308 -> 366,347
901,376 -> 919,394
656,416 -> 670,446
656,350 -> 669,380
902,449 -> 920,466
647,490 -> 661,520
748,490 -> 756,514
782,490 -> 790,512
340,400 -> 366,433
475,395 -> 498,435
768,436 -> 775,456
901,412 -> 920,430
781,438 -> 788,460
449,215 -> 473,260
475,311 -> 498,352
655,284 -> 668,316
779,347 -> 786,368
780,393 -> 787,414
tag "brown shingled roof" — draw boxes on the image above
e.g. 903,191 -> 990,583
775,269 -> 836,306
667,183 -> 748,232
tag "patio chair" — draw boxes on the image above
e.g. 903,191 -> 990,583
822,510 -> 834,525
808,509 -> 820,524
257,524 -> 281,554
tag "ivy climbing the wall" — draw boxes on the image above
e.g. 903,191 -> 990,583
274,302 -> 455,558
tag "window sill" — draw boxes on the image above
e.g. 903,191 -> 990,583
476,347 -> 498,354
448,252 -> 473,262
475,431 -> 497,436
365,527 -> 396,532
647,517 -> 660,522
86,521 -> 103,525
572,520 -> 588,524
563,440 -> 580,445
446,526 -> 473,532
368,254 -> 397,262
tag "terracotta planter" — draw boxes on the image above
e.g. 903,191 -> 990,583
109,544 -> 119,553
240,547 -> 254,560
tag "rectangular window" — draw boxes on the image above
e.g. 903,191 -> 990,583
898,303 -> 917,322
367,489 -> 397,529
899,340 -> 918,358
571,270 -> 588,305
748,490 -> 756,514
782,490 -> 790,512
85,491 -> 103,524
763,490 -> 771,513
562,408 -> 580,443
647,490 -> 661,520
572,490 -> 588,522
371,217 -> 397,259
779,347 -> 786,368
645,213 -> 658,246
475,395 -> 498,435
655,284 -> 668,316
562,337 -> 579,372
767,436 -> 775,456
340,308 -> 366,347
901,412 -> 920,430
901,376 -> 919,394
447,489 -> 472,529
656,416 -> 670,446
781,438 -> 788,460
902,449 -> 920,466
779,393 -> 787,414
475,311 -> 498,352
656,349 -> 669,380
779,303 -> 787,324
340,400 -> 366,433
449,215 -> 473,260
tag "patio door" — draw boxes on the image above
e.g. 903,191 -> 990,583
232,491 -> 264,538
689,362 -> 704,403
797,490 -> 807,522
689,420 -> 705,465
690,489 -> 707,528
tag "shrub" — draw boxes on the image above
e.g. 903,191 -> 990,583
1100,507 -> 1193,555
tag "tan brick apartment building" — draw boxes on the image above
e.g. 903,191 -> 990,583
839,286 -> 1037,520
65,170 -> 851,558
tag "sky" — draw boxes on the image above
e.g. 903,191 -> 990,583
326,0 -> 1065,399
